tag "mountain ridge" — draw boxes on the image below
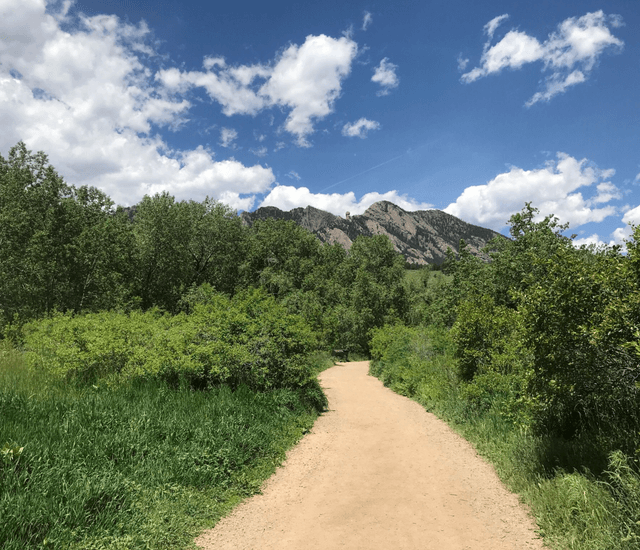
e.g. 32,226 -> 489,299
241,201 -> 503,264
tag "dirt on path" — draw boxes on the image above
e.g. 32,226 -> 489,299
196,361 -> 545,550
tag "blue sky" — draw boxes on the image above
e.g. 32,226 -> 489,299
1,0 -> 638,244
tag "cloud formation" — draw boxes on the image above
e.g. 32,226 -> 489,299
219,127 -> 238,148
462,11 -> 623,105
372,58 -> 399,96
159,34 -> 358,146
362,11 -> 373,31
0,0 -> 275,209
342,118 -> 381,138
259,185 -> 433,216
444,153 -> 620,231
484,14 -> 509,40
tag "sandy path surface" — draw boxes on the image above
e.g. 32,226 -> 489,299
196,361 -> 545,550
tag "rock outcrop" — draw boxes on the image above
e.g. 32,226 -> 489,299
241,201 -> 503,265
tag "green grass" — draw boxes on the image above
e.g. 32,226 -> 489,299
0,341 -> 323,549
370,325 -> 640,550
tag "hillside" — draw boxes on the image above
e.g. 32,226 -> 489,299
241,201 -> 502,264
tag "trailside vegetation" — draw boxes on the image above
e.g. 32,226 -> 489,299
372,204 -> 640,549
0,143 -> 406,549
4,142 -> 640,549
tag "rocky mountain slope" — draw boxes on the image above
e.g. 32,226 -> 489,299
241,201 -> 503,265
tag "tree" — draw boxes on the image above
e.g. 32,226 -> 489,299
241,219 -> 321,298
0,143 -> 133,331
132,194 -> 244,311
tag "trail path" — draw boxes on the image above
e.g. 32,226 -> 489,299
196,361 -> 545,550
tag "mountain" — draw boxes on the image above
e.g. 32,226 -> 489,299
240,201 -> 503,265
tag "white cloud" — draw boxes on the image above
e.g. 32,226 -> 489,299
250,146 -> 268,157
260,35 -> 358,146
484,14 -> 509,40
525,70 -> 586,106
0,0 -> 274,209
457,54 -> 469,72
573,234 -> 607,248
259,185 -> 433,216
609,204 -> 640,245
342,118 -> 381,138
461,31 -> 544,82
362,11 -> 373,31
444,153 -> 620,231
371,57 -> 399,96
157,64 -> 267,116
219,127 -> 238,148
462,10 -> 623,105
159,34 -> 358,146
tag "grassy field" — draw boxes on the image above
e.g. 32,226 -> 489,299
0,342 -> 331,549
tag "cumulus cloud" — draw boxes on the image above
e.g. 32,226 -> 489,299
259,185 -> 433,216
219,127 -> 238,147
609,205 -> 640,245
159,34 -> 358,146
342,118 -> 380,138
573,234 -> 607,248
260,35 -> 358,146
462,10 -> 623,105
371,58 -> 399,96
362,11 -> 373,31
444,153 -> 620,231
0,0 -> 276,209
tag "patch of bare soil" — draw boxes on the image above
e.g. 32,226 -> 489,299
196,361 -> 545,550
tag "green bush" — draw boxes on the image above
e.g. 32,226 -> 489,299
370,324 -> 457,406
22,287 -> 320,393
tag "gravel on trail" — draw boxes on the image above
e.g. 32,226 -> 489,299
195,361 -> 545,550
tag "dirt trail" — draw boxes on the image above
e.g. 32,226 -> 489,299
196,361 -> 545,550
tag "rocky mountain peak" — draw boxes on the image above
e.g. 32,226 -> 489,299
241,201 -> 503,265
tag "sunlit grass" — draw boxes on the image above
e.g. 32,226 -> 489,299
0,343 -> 322,549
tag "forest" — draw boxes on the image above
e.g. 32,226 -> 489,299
1,142 -> 639,549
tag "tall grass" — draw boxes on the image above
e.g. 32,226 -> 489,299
370,325 -> 640,550
0,342 -> 325,549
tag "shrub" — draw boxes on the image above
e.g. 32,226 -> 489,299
22,287 -> 319,392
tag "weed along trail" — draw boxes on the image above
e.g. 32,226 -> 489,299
195,361 -> 544,550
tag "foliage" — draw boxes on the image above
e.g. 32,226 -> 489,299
0,143 -> 134,332
0,345 -> 321,550
369,322 -> 640,550
133,193 -> 244,311
518,243 -> 640,443
22,287 -> 323,397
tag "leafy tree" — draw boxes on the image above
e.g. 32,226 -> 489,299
519,238 -> 640,442
337,235 -> 408,353
241,219 -> 321,297
133,193 -> 244,311
0,143 -> 133,331
486,202 -> 572,308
